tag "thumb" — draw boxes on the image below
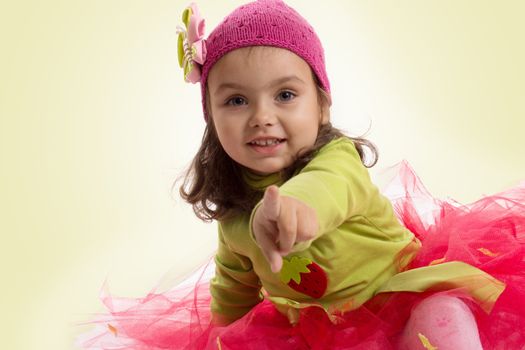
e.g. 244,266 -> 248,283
262,185 -> 280,221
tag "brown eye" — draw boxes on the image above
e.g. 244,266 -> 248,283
277,91 -> 296,102
226,96 -> 247,106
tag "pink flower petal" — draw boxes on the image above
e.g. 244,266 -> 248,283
192,39 -> 207,65
185,65 -> 201,84
187,4 -> 205,43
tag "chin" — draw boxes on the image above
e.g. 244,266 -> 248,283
252,163 -> 288,175
241,157 -> 293,175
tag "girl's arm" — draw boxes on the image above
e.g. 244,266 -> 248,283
209,223 -> 263,325
251,185 -> 318,273
250,138 -> 378,268
278,138 -> 376,232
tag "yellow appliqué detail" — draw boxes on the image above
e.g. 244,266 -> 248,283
339,299 -> 354,313
395,236 -> 421,271
429,257 -> 446,266
325,299 -> 355,325
477,247 -> 499,257
107,323 -> 117,336
329,298 -> 354,315
418,333 -> 438,350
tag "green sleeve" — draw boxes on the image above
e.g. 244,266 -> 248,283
249,138 -> 377,252
209,223 -> 264,324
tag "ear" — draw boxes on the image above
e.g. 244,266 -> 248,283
319,95 -> 331,125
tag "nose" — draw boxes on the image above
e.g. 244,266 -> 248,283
248,101 -> 277,128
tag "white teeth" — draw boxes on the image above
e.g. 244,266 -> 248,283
250,139 -> 282,146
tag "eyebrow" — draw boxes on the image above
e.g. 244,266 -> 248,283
213,75 -> 306,96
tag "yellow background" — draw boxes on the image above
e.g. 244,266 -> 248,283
1,1 -> 524,349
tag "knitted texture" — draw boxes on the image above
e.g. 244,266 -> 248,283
199,0 -> 330,120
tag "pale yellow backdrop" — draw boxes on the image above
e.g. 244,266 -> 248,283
1,1 -> 524,349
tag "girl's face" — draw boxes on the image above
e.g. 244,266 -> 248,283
207,46 -> 330,175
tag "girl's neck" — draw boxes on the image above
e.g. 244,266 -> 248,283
241,167 -> 283,191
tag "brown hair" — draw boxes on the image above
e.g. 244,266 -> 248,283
175,86 -> 378,222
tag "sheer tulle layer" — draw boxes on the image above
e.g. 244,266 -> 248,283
76,162 -> 525,349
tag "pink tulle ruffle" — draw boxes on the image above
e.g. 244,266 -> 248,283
76,161 -> 525,349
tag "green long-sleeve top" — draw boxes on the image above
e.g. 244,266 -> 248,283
209,137 -> 505,325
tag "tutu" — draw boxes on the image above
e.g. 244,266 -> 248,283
76,162 -> 525,349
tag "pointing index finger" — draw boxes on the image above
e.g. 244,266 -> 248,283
262,185 -> 281,221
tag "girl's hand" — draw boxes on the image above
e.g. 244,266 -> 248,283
252,185 -> 318,273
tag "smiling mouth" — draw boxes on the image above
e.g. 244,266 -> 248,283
247,138 -> 286,146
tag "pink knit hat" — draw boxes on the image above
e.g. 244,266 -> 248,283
177,0 -> 331,121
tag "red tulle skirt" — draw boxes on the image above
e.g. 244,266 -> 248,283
76,162 -> 525,349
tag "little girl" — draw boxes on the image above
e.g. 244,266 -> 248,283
78,1 -> 525,349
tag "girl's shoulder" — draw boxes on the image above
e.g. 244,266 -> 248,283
317,136 -> 358,156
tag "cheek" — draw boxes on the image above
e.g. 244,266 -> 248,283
290,113 -> 321,138
214,120 -> 239,152
299,123 -> 320,148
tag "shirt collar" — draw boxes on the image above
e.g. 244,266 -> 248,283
241,167 -> 284,190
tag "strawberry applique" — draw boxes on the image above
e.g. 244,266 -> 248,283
279,256 -> 328,299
